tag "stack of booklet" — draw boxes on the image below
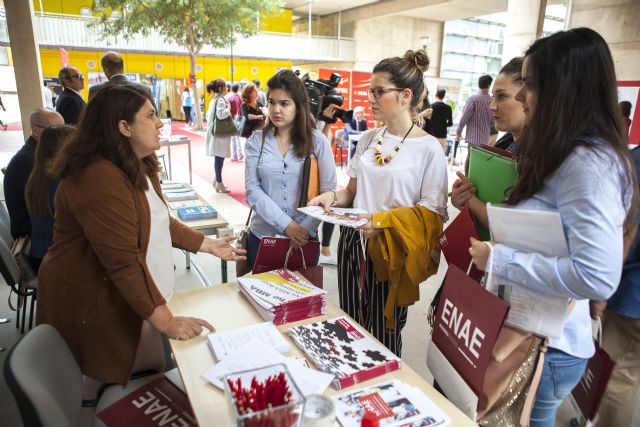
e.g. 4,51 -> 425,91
162,183 -> 199,202
237,269 -> 327,325
289,316 -> 402,390
332,379 -> 451,427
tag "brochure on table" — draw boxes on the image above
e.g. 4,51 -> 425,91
207,321 -> 290,361
486,204 -> 571,338
297,206 -> 368,228
333,379 -> 451,427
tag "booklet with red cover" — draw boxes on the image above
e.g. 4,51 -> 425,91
288,316 -> 402,390
438,207 -> 484,282
253,236 -> 320,274
97,377 -> 197,427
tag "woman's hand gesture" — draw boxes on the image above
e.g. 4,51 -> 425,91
451,171 -> 476,209
200,236 -> 247,261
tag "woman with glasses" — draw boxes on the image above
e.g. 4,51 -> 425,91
309,50 -> 448,355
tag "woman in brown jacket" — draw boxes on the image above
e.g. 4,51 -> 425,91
36,84 -> 245,386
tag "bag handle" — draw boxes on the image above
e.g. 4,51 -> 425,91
244,133 -> 268,226
284,245 -> 307,270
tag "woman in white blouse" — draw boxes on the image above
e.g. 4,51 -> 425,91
309,50 -> 448,355
205,79 -> 232,193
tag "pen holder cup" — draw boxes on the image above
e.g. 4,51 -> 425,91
224,364 -> 306,427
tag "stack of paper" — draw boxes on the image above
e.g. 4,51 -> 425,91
207,322 -> 290,361
177,205 -> 218,221
238,270 -> 327,325
288,316 -> 402,390
201,340 -> 334,396
333,379 -> 451,427
163,186 -> 199,202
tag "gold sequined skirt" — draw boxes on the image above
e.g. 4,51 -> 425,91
477,337 -> 542,427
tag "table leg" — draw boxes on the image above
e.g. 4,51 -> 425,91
186,251 -> 191,269
187,140 -> 192,184
167,144 -> 173,180
222,260 -> 228,283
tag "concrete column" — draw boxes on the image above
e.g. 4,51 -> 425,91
568,0 -> 640,80
502,0 -> 547,64
4,0 -> 44,140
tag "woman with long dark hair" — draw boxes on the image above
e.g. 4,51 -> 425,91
37,84 -> 245,388
24,124 -> 74,271
309,50 -> 448,355
244,69 -> 336,269
470,28 -> 638,426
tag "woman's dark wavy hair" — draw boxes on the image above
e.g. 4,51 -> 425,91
507,27 -> 638,231
25,124 -> 74,218
264,69 -> 314,158
52,84 -> 159,190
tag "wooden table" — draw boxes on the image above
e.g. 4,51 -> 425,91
168,284 -> 476,427
165,184 -> 230,284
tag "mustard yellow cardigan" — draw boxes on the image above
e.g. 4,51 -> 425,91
368,205 -> 444,328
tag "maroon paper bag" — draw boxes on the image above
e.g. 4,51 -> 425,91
253,237 -> 319,274
569,339 -> 615,425
97,377 -> 197,427
431,265 -> 510,394
438,207 -> 484,282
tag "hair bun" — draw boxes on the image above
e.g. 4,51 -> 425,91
404,49 -> 430,73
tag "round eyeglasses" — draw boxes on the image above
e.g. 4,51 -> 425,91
367,87 -> 405,100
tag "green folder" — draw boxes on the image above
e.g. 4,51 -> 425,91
467,146 -> 518,240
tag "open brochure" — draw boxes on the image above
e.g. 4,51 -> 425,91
297,206 -> 368,228
333,379 -> 451,427
487,204 -> 571,338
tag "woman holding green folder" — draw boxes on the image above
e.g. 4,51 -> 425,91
468,28 -> 638,426
451,57 -> 525,226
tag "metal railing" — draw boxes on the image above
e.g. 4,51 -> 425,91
0,14 -> 355,62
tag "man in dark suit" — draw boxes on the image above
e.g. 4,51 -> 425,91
55,66 -> 86,125
88,51 -> 153,101
3,108 -> 64,238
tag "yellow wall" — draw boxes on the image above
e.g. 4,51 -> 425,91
39,48 -> 291,103
261,9 -> 293,33
34,1 -> 293,33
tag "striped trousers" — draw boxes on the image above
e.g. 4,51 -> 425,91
337,226 -> 408,356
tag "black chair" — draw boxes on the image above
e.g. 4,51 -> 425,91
0,237 -> 37,333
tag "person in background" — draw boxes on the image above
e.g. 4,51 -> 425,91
309,49 -> 447,355
456,74 -> 494,169
590,144 -> 640,427
181,87 -> 193,126
55,65 -> 86,125
227,83 -> 244,161
469,28 -> 638,426
344,106 -> 368,158
450,57 -> 525,226
43,83 -> 54,109
425,89 -> 453,152
3,108 -> 64,238
244,70 -> 337,270
88,51 -> 152,101
620,100 -> 632,136
205,79 -> 233,193
253,78 -> 267,107
24,124 -> 74,271
240,83 -> 266,139
37,84 -> 244,390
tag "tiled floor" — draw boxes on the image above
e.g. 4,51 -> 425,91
1,127 -> 636,426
